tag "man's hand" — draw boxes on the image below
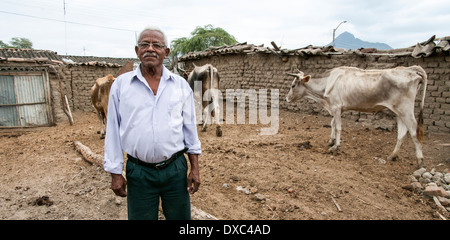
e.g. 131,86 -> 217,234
187,154 -> 200,194
111,173 -> 127,197
187,168 -> 200,194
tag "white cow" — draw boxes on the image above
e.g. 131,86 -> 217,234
187,64 -> 221,135
286,66 -> 427,168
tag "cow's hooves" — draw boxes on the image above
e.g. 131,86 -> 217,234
328,146 -> 339,153
328,139 -> 336,147
417,159 -> 425,169
387,155 -> 398,161
216,126 -> 222,137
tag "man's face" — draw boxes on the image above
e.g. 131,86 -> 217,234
135,30 -> 170,69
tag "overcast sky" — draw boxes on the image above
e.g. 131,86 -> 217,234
1,0 -> 449,58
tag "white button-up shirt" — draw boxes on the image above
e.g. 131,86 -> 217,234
103,65 -> 201,174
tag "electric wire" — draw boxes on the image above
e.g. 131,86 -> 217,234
0,10 -> 137,33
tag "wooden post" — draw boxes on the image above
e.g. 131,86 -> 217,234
271,41 -> 281,51
73,141 -> 103,166
65,95 -> 74,125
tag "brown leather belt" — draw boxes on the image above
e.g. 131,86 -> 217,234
127,147 -> 188,169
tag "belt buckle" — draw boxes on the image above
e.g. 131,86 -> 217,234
155,162 -> 165,169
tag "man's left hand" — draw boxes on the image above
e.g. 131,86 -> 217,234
187,154 -> 200,194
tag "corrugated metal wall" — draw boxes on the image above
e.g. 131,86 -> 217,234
0,75 -> 17,126
0,72 -> 51,127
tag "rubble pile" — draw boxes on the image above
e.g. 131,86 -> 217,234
404,167 -> 450,216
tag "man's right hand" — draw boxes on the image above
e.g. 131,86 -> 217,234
111,173 -> 127,197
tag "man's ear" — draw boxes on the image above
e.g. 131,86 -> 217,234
135,45 -> 139,57
164,47 -> 170,58
302,75 -> 311,83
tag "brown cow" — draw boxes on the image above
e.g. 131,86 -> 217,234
90,61 -> 134,139
91,74 -> 115,139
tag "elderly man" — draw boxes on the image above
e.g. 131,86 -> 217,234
103,26 -> 201,220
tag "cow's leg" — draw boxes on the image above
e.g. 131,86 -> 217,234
101,113 -> 107,139
389,108 -> 425,168
97,112 -> 106,139
213,100 -> 220,125
208,89 -> 218,124
202,104 -> 209,132
328,110 -> 341,153
402,112 -> 425,168
202,109 -> 208,131
328,117 -> 336,146
388,117 -> 407,162
211,95 -> 223,137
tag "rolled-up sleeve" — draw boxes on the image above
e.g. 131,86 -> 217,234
103,81 -> 124,174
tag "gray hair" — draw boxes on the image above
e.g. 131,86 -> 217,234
136,26 -> 168,46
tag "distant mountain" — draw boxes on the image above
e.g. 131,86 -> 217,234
327,32 -> 393,50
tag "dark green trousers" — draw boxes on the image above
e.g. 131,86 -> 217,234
126,154 -> 191,220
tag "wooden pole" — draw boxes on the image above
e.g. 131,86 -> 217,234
65,95 -> 74,125
73,141 -> 104,166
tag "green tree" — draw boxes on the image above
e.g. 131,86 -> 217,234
0,37 -> 33,49
171,24 -> 238,55
0,40 -> 9,48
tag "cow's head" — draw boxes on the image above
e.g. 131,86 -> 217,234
106,74 -> 116,86
285,70 -> 311,102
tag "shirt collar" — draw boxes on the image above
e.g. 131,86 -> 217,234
161,65 -> 174,81
133,64 -> 174,83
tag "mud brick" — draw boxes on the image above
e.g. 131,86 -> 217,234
424,185 -> 449,197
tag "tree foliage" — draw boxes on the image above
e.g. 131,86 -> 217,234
171,24 -> 237,55
0,37 -> 33,49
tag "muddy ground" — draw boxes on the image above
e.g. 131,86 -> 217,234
0,110 -> 449,220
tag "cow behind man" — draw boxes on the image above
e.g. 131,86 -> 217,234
285,66 -> 427,168
91,74 -> 115,139
187,64 -> 222,136
90,61 -> 134,139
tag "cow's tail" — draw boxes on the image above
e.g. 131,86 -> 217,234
209,64 -> 214,93
415,66 -> 427,143
208,65 -> 214,120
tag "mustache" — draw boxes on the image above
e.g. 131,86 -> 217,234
143,52 -> 159,59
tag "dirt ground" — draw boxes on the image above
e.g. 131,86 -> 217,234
0,109 -> 449,220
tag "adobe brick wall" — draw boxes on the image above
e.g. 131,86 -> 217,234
3,52 -> 448,133
63,65 -> 120,111
54,64 -> 121,122
181,52 -> 450,133
1,60 -> 124,125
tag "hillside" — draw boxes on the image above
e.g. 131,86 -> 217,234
328,31 -> 393,50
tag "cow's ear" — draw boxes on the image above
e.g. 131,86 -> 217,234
302,75 -> 311,83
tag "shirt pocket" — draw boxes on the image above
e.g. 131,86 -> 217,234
167,95 -> 185,126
